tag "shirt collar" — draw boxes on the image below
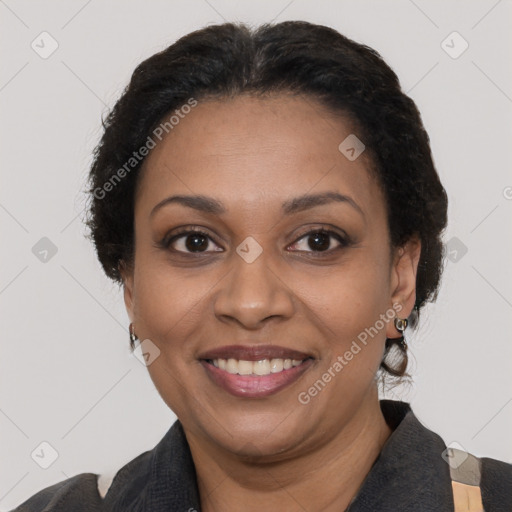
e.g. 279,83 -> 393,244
142,400 -> 452,511
346,400 -> 453,511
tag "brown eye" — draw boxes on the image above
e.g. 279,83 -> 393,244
183,233 -> 209,252
289,229 -> 348,253
307,232 -> 331,251
164,230 -> 223,254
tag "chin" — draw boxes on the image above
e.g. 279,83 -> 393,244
197,410 -> 308,460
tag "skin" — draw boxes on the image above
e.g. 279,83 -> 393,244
121,94 -> 421,511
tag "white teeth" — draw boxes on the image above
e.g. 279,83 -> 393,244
238,360 -> 253,375
210,357 -> 306,376
253,359 -> 271,376
270,358 -> 284,373
226,358 -> 238,374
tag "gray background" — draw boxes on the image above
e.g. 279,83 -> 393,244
1,0 -> 511,509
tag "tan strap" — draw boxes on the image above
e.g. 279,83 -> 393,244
451,481 -> 484,512
446,447 -> 485,511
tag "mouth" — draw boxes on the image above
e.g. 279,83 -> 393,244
198,345 -> 315,398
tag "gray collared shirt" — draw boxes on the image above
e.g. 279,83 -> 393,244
12,400 -> 512,511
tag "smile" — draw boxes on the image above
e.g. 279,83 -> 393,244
208,357 -> 305,376
198,345 -> 315,398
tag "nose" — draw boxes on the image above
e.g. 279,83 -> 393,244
213,249 -> 296,330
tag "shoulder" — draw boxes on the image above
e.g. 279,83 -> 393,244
379,400 -> 512,509
480,456 -> 512,509
10,420 -> 196,512
10,450 -> 154,512
9,473 -> 103,512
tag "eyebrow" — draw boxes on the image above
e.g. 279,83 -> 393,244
150,192 -> 364,218
281,192 -> 364,217
150,194 -> 225,218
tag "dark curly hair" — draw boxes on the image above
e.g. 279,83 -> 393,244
85,21 -> 448,378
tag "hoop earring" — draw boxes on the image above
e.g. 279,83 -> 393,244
393,317 -> 408,350
129,323 -> 139,349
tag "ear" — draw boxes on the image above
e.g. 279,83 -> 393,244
119,260 -> 135,323
385,237 -> 421,339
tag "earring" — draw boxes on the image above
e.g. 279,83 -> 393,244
394,317 -> 408,350
129,323 -> 139,348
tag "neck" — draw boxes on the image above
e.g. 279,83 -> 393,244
186,389 -> 392,512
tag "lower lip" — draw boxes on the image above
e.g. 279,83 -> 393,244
200,359 -> 314,398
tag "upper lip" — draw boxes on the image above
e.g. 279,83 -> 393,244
198,344 -> 313,362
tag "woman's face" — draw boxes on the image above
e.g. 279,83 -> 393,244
122,94 -> 419,459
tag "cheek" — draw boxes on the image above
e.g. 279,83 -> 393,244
131,257 -> 215,418
296,254 -> 391,361
133,245 -> 231,371
131,254 -> 223,354
301,255 -> 390,322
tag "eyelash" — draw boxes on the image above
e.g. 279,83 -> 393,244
157,225 -> 351,256
158,227 -> 219,254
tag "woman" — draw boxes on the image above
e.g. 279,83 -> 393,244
12,21 -> 511,512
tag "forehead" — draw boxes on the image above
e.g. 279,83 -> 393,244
135,94 -> 382,218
